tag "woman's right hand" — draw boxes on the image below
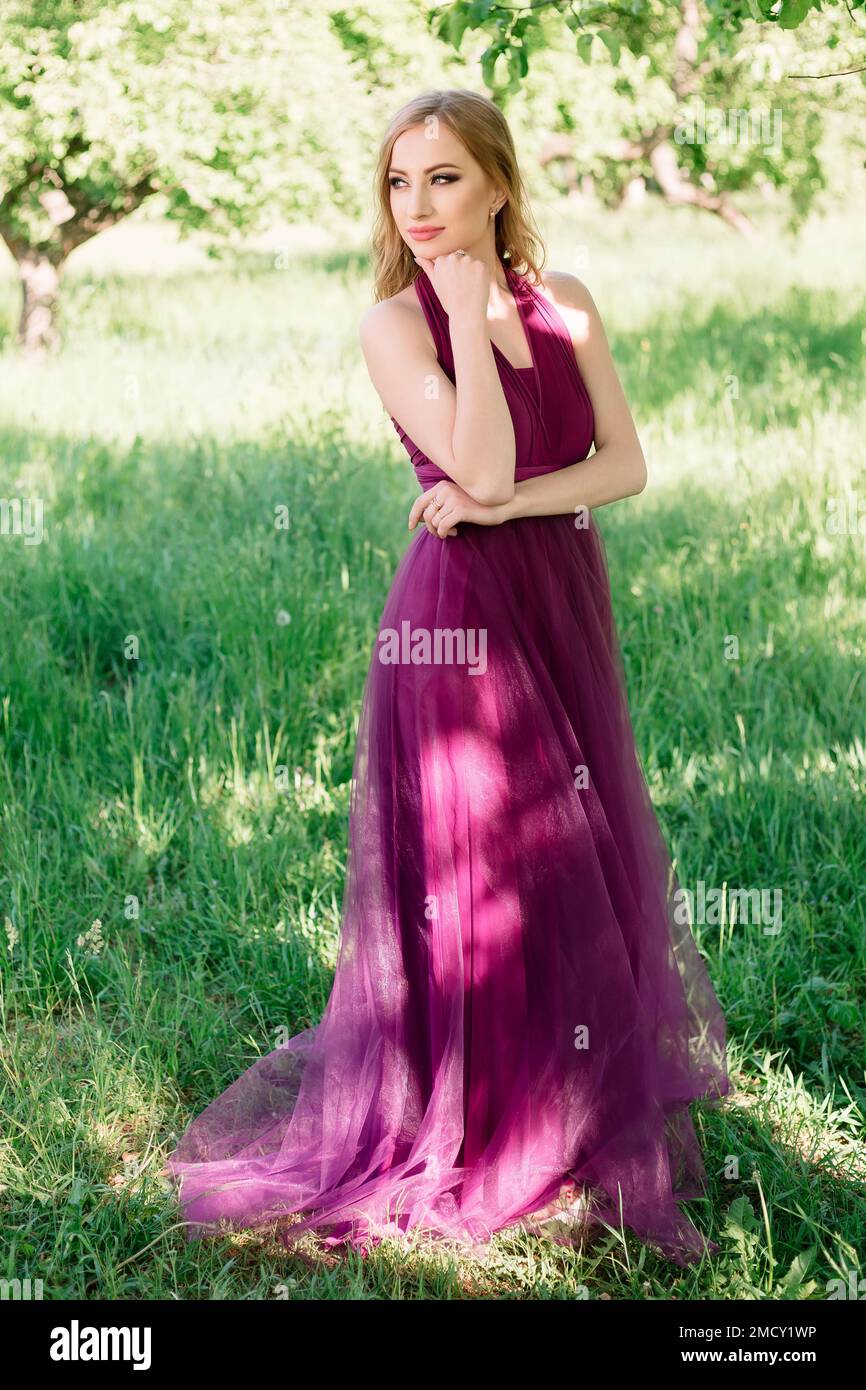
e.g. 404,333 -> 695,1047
413,250 -> 489,325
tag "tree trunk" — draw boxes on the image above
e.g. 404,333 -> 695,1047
1,166 -> 155,355
16,250 -> 63,356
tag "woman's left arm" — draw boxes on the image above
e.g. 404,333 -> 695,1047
496,272 -> 647,522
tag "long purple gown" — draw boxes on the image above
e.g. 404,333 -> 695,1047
165,259 -> 730,1266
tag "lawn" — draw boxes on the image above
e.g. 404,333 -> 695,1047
0,199 -> 864,1299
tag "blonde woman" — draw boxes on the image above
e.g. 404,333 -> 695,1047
167,89 -> 729,1268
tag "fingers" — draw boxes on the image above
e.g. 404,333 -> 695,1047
423,497 -> 447,533
428,503 -> 458,538
408,487 -> 438,530
434,505 -> 460,537
422,497 -> 442,537
408,485 -> 459,539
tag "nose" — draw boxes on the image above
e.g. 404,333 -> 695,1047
407,184 -> 433,219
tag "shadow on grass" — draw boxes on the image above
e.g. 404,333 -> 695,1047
608,287 -> 865,423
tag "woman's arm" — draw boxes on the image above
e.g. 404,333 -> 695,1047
497,442 -> 645,521
447,302 -> 516,504
359,255 -> 516,506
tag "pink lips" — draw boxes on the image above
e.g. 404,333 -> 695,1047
409,227 -> 444,241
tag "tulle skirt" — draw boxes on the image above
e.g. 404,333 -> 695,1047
165,511 -> 729,1266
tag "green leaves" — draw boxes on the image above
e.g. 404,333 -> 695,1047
597,29 -> 621,66
0,1 -> 378,263
777,0 -> 816,29
436,0 -> 855,85
577,32 -> 594,65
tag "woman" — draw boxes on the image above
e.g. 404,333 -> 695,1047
166,89 -> 730,1267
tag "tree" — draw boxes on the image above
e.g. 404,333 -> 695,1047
0,0 -> 376,354
1,0 -> 863,353
428,0 -> 866,232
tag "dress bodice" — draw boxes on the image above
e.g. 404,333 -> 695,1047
389,260 -> 595,491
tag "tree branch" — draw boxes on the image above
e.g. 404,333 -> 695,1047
57,171 -> 158,256
648,140 -> 759,235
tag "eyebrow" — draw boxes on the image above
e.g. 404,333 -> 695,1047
387,162 -> 462,175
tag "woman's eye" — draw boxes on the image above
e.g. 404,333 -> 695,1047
388,175 -> 458,188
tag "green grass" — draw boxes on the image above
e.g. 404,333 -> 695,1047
0,201 -> 864,1300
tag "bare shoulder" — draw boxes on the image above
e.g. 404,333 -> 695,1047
535,269 -> 594,307
533,269 -> 599,346
358,282 -> 429,358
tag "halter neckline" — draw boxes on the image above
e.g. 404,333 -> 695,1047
494,264 -> 540,410
414,260 -> 538,382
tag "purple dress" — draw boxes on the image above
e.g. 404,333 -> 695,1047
166,261 -> 730,1266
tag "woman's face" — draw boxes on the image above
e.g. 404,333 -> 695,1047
388,121 -> 502,259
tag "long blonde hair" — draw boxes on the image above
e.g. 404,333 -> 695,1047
370,89 -> 546,303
